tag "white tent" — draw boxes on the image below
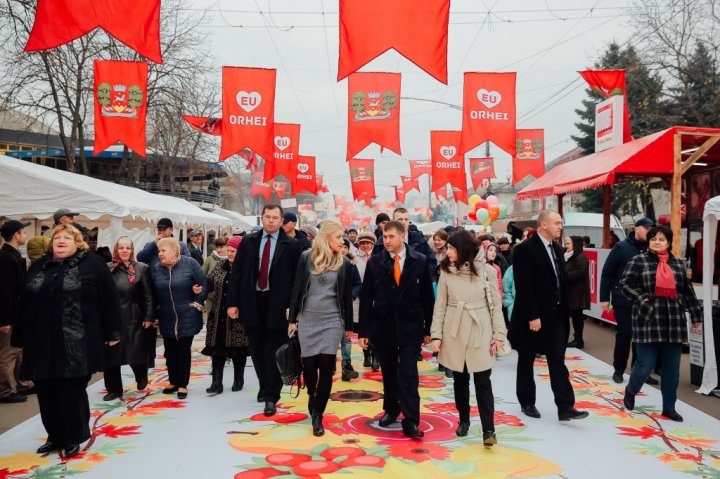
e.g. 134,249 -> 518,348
700,196 -> 720,394
212,207 -> 256,232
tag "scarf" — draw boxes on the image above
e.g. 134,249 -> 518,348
111,260 -> 136,283
655,252 -> 677,299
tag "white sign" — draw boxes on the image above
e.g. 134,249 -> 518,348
594,95 -> 624,152
280,198 -> 297,208
236,91 -> 262,112
689,323 -> 704,367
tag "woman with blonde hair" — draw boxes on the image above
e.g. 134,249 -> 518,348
288,220 -> 354,436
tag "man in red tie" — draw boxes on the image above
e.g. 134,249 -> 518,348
358,220 -> 435,438
227,204 -> 301,416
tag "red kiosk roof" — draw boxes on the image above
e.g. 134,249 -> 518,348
517,126 -> 720,200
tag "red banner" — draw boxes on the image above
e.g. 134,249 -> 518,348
513,129 -> 545,185
25,0 -> 162,63
435,185 -> 449,201
468,157 -> 496,190
294,155 -> 318,195
272,180 -> 287,199
264,123 -> 301,183
250,171 -> 272,202
93,60 -> 148,157
182,116 -> 222,136
349,158 -> 376,205
347,72 -> 401,160
451,185 -> 468,205
430,130 -> 465,194
460,72 -> 517,156
578,69 -> 631,143
401,175 -> 420,193
338,0 -> 449,84
220,67 -> 276,162
394,186 -> 406,204
316,174 -> 329,194
409,159 -> 432,181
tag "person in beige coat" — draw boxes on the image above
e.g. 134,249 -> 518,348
431,230 -> 507,447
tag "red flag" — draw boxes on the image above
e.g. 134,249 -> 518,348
294,156 -> 318,195
182,116 -> 222,136
25,0 -> 162,63
394,186 -> 406,204
338,0 -> 449,84
264,123 -> 301,182
409,159 -> 432,181
578,69 -> 631,143
237,149 -> 260,171
451,185 -> 468,205
468,157 -> 496,190
435,185 -> 449,201
512,129 -> 545,185
347,73 -> 401,159
250,171 -> 272,202
316,174 -> 329,194
272,180 -> 287,199
401,175 -> 420,193
93,60 -> 148,157
220,67 -> 276,162
430,131 -> 465,194
349,159 -> 377,204
460,72 -> 517,156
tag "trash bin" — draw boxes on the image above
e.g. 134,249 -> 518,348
690,301 -> 720,387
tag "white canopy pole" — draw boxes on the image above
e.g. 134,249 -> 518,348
699,213 -> 718,394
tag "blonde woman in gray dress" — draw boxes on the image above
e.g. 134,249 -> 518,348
288,220 -> 354,437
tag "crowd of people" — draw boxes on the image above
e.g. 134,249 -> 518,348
0,205 -> 702,457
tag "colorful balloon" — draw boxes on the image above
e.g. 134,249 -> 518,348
486,195 -> 499,206
468,210 -> 478,222
476,199 -> 489,210
469,194 -> 481,209
488,205 -> 500,220
476,208 -> 489,223
498,204 -> 508,219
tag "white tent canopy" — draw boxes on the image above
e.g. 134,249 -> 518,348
700,196 -> 720,394
212,207 -> 256,232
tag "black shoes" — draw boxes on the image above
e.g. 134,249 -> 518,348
558,408 -> 590,421
521,405 -> 541,419
445,368 -> 453,378
567,339 -> 584,349
455,421 -> 470,437
645,376 -> 660,386
162,386 -> 179,394
264,401 -> 277,416
363,352 -> 372,368
136,379 -> 148,391
623,389 -> 635,410
63,444 -> 80,458
20,386 -> 37,395
378,412 -> 398,427
37,441 -> 60,454
371,356 -> 380,372
103,392 -> 121,402
312,413 -> 325,436
612,372 -> 624,384
257,392 -> 264,403
483,430 -> 497,447
662,409 -> 684,422
0,393 -> 27,403
402,421 -> 424,439
177,389 -> 188,399
341,361 -> 359,381
206,368 -> 224,395
438,363 -> 446,372
231,377 -> 244,392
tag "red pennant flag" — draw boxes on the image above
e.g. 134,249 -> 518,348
578,69 -> 632,143
93,60 -> 148,157
182,116 -> 222,136
451,185 -> 468,205
349,159 -> 377,204
409,159 -> 432,181
264,123 -> 301,183
294,156 -> 318,195
460,72 -> 517,156
272,180 -> 287,199
347,73 -> 401,159
250,171 -> 272,202
469,157 -> 496,190
435,185 -> 449,201
430,131 -> 465,194
334,195 -> 349,209
236,149 -> 260,171
512,129 -> 545,185
338,0 -> 449,84
220,67 -> 276,162
401,175 -> 420,194
25,0 -> 162,63
316,174 -> 329,194
394,186 -> 406,204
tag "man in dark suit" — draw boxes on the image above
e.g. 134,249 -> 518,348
187,229 -> 205,265
508,210 -> 589,421
227,204 -> 301,416
359,220 -> 435,438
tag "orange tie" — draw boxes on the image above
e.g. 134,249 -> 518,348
393,255 -> 401,286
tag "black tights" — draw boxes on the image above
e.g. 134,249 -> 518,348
302,354 -> 335,415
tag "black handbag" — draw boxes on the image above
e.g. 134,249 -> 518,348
275,333 -> 304,397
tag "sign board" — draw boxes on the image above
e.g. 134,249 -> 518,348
298,203 -> 313,212
583,248 -> 617,324
595,95 -> 624,152
280,198 -> 297,208
689,323 -> 704,367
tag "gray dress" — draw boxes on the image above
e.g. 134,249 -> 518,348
298,270 -> 343,357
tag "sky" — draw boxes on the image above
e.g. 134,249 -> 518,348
190,0 -> 638,201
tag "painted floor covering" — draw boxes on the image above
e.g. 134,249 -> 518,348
1,334 -> 719,479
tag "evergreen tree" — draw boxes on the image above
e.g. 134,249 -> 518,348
668,41 -> 720,127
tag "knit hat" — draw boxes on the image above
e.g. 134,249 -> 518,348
227,235 -> 242,250
375,213 -> 390,225
26,235 -> 50,262
300,225 -> 317,240
357,231 -> 377,244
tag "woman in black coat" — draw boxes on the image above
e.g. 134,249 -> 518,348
21,225 -> 121,458
103,237 -> 155,401
564,235 -> 590,348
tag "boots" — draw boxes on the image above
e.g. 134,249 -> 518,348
312,412 -> 325,436
206,367 -> 223,395
370,350 -> 380,372
363,349 -> 372,368
342,360 -> 359,381
231,356 -> 246,392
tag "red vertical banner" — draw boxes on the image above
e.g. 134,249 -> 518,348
435,185 -> 449,201
220,67 -> 276,162
264,123 -> 301,182
578,69 -> 631,143
250,171 -> 272,202
512,129 -> 545,185
451,185 -> 468,205
409,159 -> 432,181
272,180 -> 287,199
394,186 -> 406,204
93,60 -> 148,157
430,130 -> 465,196
349,158 -> 376,205
460,72 -> 516,156
401,175 -> 420,193
293,155 -> 318,195
347,73 -> 401,160
468,157 -> 496,189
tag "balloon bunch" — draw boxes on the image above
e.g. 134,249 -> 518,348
467,194 -> 508,225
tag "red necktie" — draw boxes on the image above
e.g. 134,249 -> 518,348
258,235 -> 271,290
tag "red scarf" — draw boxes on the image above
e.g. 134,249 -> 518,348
655,252 -> 677,299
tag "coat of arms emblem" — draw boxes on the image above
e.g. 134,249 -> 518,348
97,82 -> 143,118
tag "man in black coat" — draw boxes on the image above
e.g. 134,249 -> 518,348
187,229 -> 205,265
281,212 -> 312,251
227,204 -> 301,416
372,208 -> 437,278
359,220 -> 435,438
508,210 -> 589,421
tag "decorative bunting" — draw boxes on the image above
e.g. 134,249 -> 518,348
93,60 -> 148,157
401,175 -> 420,193
512,129 -> 545,185
264,123 -> 301,183
338,0 -> 449,84
469,157 -> 496,190
182,116 -> 222,136
250,171 -> 272,202
460,72 -> 517,156
578,69 -> 631,143
220,67 -> 276,162
349,158 -> 376,206
394,185 -> 406,204
293,155 -> 318,195
409,159 -> 432,181
25,0 -> 162,63
347,72 -> 401,160
430,130 -> 465,194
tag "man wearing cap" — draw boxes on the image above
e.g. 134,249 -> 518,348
281,212 -> 311,251
137,218 -> 191,267
600,217 -> 656,384
0,220 -> 34,403
188,230 -> 205,265
43,209 -> 80,237
346,229 -> 359,248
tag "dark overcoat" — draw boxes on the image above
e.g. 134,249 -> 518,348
565,241 -> 591,311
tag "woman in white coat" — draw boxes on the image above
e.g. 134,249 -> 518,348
431,230 -> 507,447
